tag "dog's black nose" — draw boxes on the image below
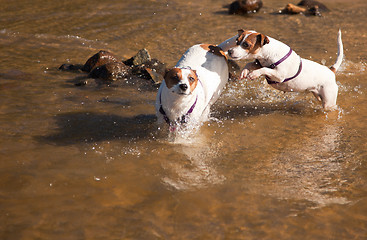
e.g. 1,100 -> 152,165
179,83 -> 188,91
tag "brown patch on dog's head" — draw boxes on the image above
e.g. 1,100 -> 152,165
236,29 -> 247,45
251,33 -> 270,53
164,68 -> 199,92
200,44 -> 227,60
164,68 -> 182,89
237,31 -> 269,54
187,69 -> 198,92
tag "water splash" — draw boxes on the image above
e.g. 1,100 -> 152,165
338,59 -> 366,76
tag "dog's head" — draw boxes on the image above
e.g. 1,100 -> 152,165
228,29 -> 269,60
164,67 -> 198,95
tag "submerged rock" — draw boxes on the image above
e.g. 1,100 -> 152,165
58,63 -> 84,72
298,0 -> 329,11
228,0 -> 263,14
82,50 -> 120,72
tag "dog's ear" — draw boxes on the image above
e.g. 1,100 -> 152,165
164,68 -> 182,89
164,68 -> 172,79
237,29 -> 245,36
257,33 -> 269,46
191,69 -> 198,80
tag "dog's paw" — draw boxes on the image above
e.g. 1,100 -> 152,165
240,69 -> 249,79
247,71 -> 261,80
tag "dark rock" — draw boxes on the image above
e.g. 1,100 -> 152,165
59,63 -> 83,72
123,48 -> 151,67
298,0 -> 329,12
280,0 -> 329,15
88,62 -> 131,81
229,0 -> 263,14
307,5 -> 322,16
75,79 -> 88,86
144,59 -> 166,76
131,58 -> 166,84
82,50 -> 120,72
145,68 -> 164,85
61,48 -> 166,88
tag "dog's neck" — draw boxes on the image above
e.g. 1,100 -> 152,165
160,82 -> 201,121
255,37 -> 292,66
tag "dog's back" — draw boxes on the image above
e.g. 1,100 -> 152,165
176,44 -> 229,106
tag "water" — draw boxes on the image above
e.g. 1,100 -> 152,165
1,0 -> 367,239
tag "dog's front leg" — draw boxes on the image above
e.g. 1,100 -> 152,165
247,67 -> 284,82
241,61 -> 262,79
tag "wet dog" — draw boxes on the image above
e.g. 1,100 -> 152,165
224,29 -> 343,110
155,44 -> 228,131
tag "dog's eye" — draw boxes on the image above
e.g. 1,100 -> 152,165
188,76 -> 195,83
242,42 -> 249,48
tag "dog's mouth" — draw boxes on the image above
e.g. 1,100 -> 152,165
228,54 -> 242,60
171,89 -> 191,95
174,91 -> 191,96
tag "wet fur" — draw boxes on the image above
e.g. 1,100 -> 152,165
155,44 -> 229,129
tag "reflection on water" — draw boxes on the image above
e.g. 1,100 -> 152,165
269,123 -> 350,207
161,133 -> 226,190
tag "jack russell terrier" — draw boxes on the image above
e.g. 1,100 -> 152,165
155,44 -> 228,131
222,29 -> 343,110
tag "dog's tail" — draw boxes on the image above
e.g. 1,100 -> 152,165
330,29 -> 343,73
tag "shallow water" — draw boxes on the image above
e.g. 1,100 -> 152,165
1,0 -> 367,239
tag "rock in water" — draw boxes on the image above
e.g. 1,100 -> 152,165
280,0 -> 329,16
82,50 -> 120,72
88,62 -> 130,81
297,0 -> 329,11
123,49 -> 151,67
131,58 -> 166,83
58,63 -> 83,72
229,0 -> 263,14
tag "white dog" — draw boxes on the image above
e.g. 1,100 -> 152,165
223,29 -> 343,110
155,44 -> 228,131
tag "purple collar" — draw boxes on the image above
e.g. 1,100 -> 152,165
256,48 -> 302,84
159,92 -> 198,125
268,48 -> 293,69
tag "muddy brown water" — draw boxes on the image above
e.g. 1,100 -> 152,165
1,0 -> 367,239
